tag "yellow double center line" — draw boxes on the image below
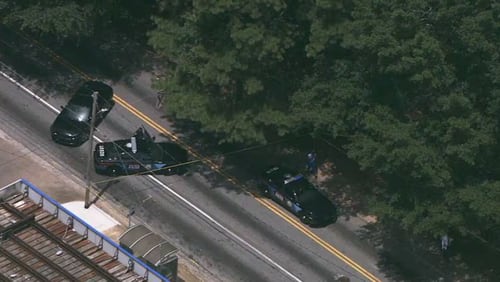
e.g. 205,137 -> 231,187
261,199 -> 380,281
19,32 -> 381,281
116,96 -> 380,282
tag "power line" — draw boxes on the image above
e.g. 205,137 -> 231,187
90,134 -> 307,185
5,25 -> 499,281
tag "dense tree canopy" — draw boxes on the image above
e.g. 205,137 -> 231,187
148,0 -> 313,143
0,0 -> 154,40
2,0 -> 500,251
148,0 -> 500,240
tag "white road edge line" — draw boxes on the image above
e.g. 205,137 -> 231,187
147,175 -> 303,282
0,70 -> 303,282
0,71 -> 60,113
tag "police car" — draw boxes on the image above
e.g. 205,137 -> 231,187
260,166 -> 337,227
94,127 -> 188,176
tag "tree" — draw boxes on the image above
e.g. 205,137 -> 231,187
149,0 -> 312,143
320,0 -> 500,237
0,0 -> 155,41
3,0 -> 499,248
1,1 -> 96,39
148,0 -> 500,239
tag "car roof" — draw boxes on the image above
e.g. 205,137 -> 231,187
95,139 -> 185,160
76,80 -> 114,100
68,94 -> 93,105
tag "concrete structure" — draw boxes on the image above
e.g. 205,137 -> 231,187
120,225 -> 179,282
0,178 -> 170,282
0,126 -> 205,282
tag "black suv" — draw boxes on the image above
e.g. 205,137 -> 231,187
50,81 -> 114,146
94,127 -> 189,176
260,166 -> 337,227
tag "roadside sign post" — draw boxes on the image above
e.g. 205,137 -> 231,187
84,91 -> 98,209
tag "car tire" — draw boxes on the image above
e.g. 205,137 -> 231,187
259,184 -> 270,197
299,213 -> 310,225
263,188 -> 270,196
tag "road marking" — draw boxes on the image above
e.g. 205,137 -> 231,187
3,36 -> 382,281
146,175 -> 303,282
0,71 -> 104,145
259,198 -> 379,281
0,70 -> 303,282
115,94 -> 380,282
0,71 -> 59,113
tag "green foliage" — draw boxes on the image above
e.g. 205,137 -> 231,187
337,1 -> 499,237
458,182 -> 500,226
147,0 -> 500,239
3,0 -> 500,244
348,106 -> 452,189
0,0 -> 154,40
149,0 -> 311,144
1,1 -> 92,38
3,3 -> 93,38
290,73 -> 367,138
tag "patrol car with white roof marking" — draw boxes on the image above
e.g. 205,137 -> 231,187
94,127 -> 188,176
260,165 -> 337,227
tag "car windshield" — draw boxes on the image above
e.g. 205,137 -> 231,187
63,102 -> 90,122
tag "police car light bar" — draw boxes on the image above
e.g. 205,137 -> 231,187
98,145 -> 105,157
131,136 -> 137,153
284,174 -> 304,185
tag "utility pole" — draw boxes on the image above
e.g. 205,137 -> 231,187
84,91 -> 99,209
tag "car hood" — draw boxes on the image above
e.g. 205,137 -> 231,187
51,116 -> 87,136
298,190 -> 336,215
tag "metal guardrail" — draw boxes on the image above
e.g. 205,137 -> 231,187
0,178 -> 169,282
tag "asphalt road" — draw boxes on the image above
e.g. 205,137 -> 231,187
0,46 -> 386,282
